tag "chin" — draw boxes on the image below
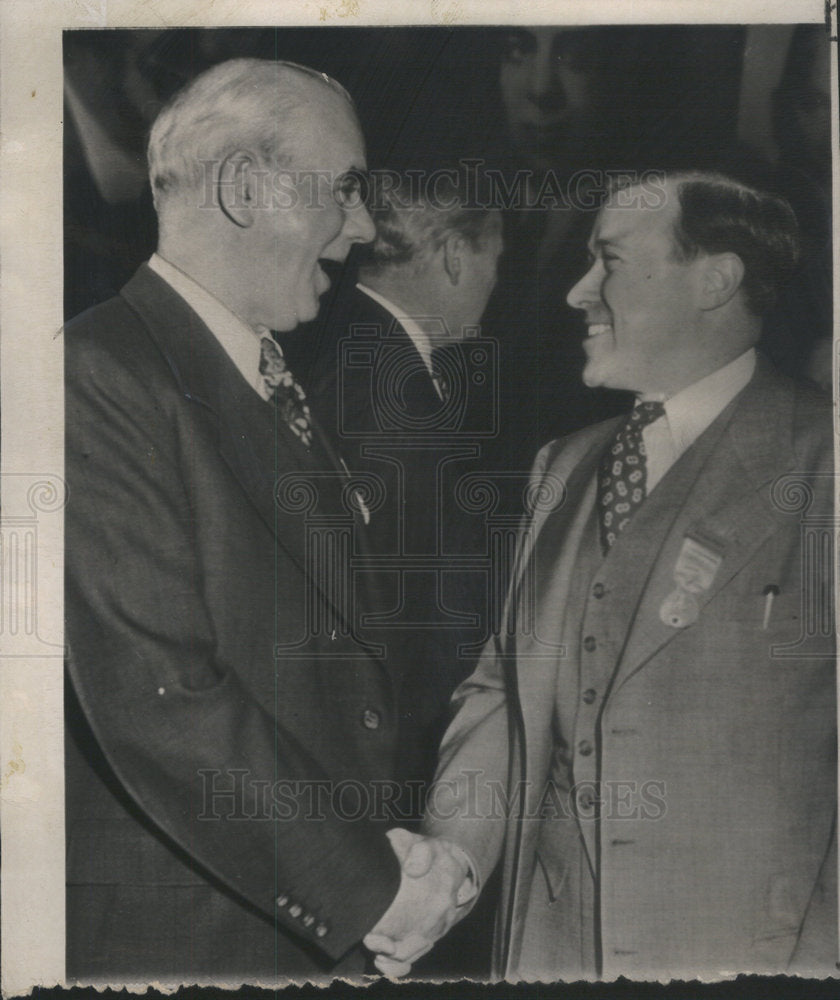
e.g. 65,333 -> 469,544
290,295 -> 319,327
581,358 -> 608,388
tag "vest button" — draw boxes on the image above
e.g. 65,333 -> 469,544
592,582 -> 605,599
315,922 -> 330,938
578,739 -> 593,757
582,688 -> 597,704
362,708 -> 381,730
583,635 -> 597,652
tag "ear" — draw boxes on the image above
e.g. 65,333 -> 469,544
698,252 -> 745,310
442,232 -> 465,285
217,151 -> 259,228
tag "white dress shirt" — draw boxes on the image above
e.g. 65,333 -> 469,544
146,256 -> 374,523
147,253 -> 273,401
640,349 -> 756,493
356,283 -> 444,399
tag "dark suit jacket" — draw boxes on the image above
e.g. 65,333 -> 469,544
64,265 -> 402,983
304,284 -> 490,798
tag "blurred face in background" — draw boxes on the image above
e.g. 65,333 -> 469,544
450,210 -> 504,335
790,28 -> 831,180
499,27 -> 604,174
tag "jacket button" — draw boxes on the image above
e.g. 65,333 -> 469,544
288,903 -> 302,918
275,894 -> 289,908
578,739 -> 593,757
582,688 -> 597,704
592,582 -> 605,599
315,922 -> 329,938
583,635 -> 597,652
362,708 -> 381,730
578,788 -> 596,811
302,914 -> 315,928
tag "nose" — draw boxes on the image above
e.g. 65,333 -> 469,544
526,41 -> 564,111
566,261 -> 602,311
343,202 -> 376,245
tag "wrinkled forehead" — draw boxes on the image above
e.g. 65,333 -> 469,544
590,183 -> 680,248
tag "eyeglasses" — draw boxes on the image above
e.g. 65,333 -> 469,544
332,168 -> 369,210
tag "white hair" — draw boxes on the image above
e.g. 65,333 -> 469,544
147,58 -> 354,210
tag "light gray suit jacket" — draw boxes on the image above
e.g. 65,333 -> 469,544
426,359 -> 836,980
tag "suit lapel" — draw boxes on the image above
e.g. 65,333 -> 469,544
511,422 -> 620,597
611,360 -> 796,692
510,423 -> 618,816
119,267 -> 369,625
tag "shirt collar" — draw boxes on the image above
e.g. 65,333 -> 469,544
639,349 -> 756,452
148,253 -> 271,400
356,282 -> 436,375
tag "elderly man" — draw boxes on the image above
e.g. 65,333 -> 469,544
64,58 -> 468,983
368,172 -> 836,980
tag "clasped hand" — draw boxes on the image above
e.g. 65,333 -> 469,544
363,827 -> 474,977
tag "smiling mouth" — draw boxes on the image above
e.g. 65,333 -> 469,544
585,323 -> 613,338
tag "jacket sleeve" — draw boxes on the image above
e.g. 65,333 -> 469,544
65,327 -> 400,961
421,631 -> 512,889
420,444 -> 561,885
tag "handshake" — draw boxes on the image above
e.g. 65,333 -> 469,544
363,827 -> 477,977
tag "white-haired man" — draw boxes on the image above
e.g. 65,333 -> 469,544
64,58 -> 469,983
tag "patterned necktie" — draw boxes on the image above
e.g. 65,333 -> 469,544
259,334 -> 313,449
597,401 -> 666,553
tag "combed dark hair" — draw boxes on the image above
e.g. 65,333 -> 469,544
669,172 -> 801,315
361,172 -> 498,273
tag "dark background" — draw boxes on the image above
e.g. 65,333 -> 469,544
64,25 -> 834,470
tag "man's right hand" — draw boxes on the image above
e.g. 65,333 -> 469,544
363,827 -> 475,977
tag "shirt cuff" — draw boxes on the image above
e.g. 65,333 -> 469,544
443,840 -> 480,907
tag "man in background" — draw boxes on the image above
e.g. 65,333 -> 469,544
308,174 -> 503,803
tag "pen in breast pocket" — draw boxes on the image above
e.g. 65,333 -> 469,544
761,584 -> 780,630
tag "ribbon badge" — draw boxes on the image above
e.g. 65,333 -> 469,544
659,533 -> 725,629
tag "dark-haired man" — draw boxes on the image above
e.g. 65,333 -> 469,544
369,172 -> 836,980
307,175 -> 503,804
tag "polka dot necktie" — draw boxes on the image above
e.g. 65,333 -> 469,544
259,333 -> 313,449
597,401 -> 666,553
